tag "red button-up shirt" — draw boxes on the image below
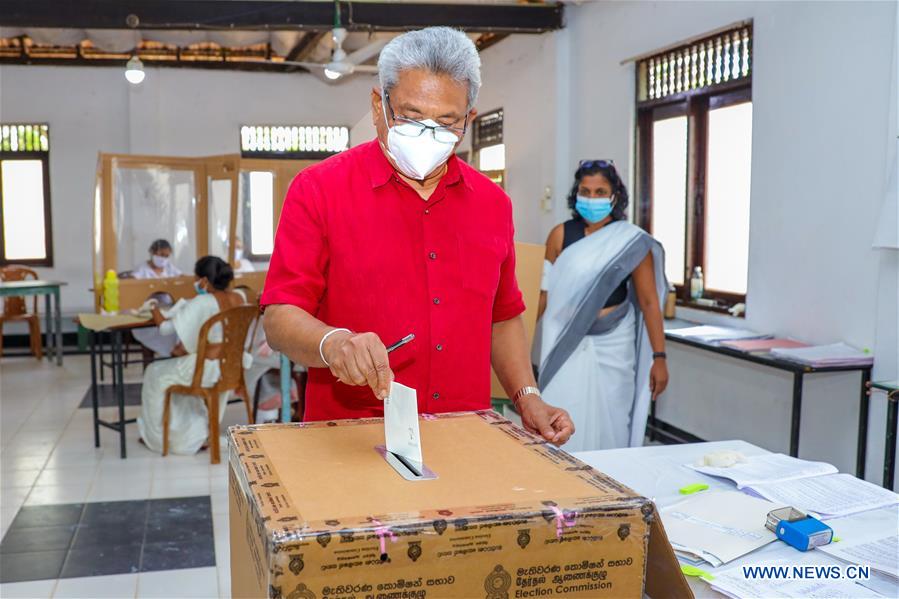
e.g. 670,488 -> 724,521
261,139 -> 525,421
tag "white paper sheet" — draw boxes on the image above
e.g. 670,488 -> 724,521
687,453 -> 838,489
746,473 -> 899,519
665,325 -> 769,344
710,561 -> 881,598
820,534 -> 899,579
661,491 -> 782,566
384,381 -> 423,467
770,343 -> 874,367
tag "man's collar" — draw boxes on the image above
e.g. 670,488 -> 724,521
366,139 -> 472,191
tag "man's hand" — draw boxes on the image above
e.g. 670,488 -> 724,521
321,330 -> 394,400
516,394 -> 574,445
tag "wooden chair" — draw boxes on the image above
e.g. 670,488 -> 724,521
0,266 -> 43,360
162,305 -> 258,464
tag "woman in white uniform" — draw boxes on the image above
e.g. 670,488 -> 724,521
137,256 -> 245,455
537,160 -> 669,451
132,239 -> 183,356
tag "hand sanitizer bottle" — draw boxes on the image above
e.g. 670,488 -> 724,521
690,267 -> 704,300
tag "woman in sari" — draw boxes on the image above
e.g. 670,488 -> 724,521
137,256 -> 246,455
536,160 -> 669,452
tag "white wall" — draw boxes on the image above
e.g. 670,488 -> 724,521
473,1 -> 897,482
0,65 -> 375,314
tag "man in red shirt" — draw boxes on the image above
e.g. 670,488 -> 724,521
262,27 -> 573,445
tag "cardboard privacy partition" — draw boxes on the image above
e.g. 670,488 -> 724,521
229,411 -> 691,599
490,242 -> 544,399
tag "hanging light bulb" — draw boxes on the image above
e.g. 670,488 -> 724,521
323,68 -> 342,80
125,56 -> 145,84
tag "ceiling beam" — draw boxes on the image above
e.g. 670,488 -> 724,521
0,1 -> 564,34
283,31 -> 325,73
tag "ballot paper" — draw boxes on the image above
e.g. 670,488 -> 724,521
687,453 -> 838,489
661,491 -> 782,567
820,534 -> 899,579
709,560 -> 881,598
745,473 -> 899,519
384,382 -> 423,468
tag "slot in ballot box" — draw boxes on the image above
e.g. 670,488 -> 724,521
229,411 -> 691,598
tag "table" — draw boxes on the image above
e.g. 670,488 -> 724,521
660,324 -> 873,478
574,440 -> 899,598
78,313 -> 153,459
0,279 -> 67,365
869,381 -> 899,489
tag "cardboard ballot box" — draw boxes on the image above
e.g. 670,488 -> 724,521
229,411 -> 691,599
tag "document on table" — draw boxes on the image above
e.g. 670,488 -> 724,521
687,453 -> 838,489
709,561 -> 881,598
384,382 -> 423,468
661,491 -> 782,567
745,473 -> 899,519
820,534 -> 899,579
666,325 -> 770,344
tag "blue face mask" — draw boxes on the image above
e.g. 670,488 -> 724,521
575,196 -> 614,223
194,281 -> 207,295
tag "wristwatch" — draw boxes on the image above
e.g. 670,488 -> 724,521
512,386 -> 542,407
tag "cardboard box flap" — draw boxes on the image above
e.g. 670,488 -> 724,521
646,506 -> 695,599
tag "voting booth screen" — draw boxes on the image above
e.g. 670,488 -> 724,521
228,411 -> 692,598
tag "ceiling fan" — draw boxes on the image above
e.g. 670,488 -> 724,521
279,0 -> 383,80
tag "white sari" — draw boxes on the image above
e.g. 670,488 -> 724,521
137,294 -> 233,455
539,221 -> 666,452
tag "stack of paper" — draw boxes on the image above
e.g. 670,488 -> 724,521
667,325 -> 771,345
770,343 -> 874,367
745,473 -> 899,519
687,454 -> 899,519
687,453 -> 839,489
720,338 -> 810,353
661,491 -> 781,567
819,533 -> 899,580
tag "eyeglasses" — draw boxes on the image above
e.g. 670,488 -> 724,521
383,91 -> 468,144
579,159 -> 615,169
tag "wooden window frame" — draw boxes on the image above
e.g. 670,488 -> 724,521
0,151 -> 54,267
637,83 -> 752,313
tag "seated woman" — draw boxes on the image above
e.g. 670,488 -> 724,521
132,239 -> 183,279
132,239 -> 184,356
137,256 -> 245,455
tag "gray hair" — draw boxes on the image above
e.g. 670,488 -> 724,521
378,27 -> 481,110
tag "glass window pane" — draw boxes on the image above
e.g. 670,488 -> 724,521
248,171 -> 274,256
1,159 -> 47,260
479,143 -> 506,171
208,178 -> 232,260
705,102 -> 752,294
651,116 -> 688,285
112,164 -> 197,274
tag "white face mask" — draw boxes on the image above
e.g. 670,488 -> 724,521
151,255 -> 169,269
381,100 -> 456,181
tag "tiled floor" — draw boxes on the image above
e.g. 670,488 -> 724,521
0,355 -> 240,598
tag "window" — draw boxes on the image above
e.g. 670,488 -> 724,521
242,171 -> 275,258
1,124 -> 53,266
472,109 -> 505,188
636,25 -> 752,309
240,125 -> 348,159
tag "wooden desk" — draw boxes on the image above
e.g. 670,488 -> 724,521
78,313 -> 153,459
0,280 -> 67,365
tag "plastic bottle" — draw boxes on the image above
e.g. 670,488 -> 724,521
103,269 -> 120,313
690,267 -> 704,300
